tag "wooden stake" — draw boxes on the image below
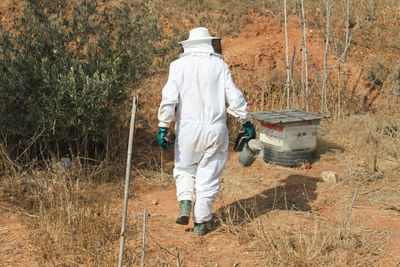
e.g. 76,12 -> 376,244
176,247 -> 181,267
118,95 -> 138,267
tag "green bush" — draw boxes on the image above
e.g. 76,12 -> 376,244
0,0 -> 161,165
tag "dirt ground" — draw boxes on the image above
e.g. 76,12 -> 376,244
118,151 -> 400,266
1,1 -> 400,266
2,150 -> 399,266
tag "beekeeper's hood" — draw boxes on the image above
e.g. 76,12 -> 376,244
179,27 -> 220,54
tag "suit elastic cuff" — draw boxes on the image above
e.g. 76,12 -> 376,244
158,121 -> 170,128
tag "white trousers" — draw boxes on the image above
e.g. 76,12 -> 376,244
173,121 -> 228,223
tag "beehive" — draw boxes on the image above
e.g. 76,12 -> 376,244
252,109 -> 328,167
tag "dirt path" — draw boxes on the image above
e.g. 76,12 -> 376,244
127,188 -> 261,266
124,153 -> 400,266
1,152 -> 399,266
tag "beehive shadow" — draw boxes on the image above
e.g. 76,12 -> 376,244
314,137 -> 345,160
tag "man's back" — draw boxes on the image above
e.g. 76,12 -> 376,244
171,54 -> 228,125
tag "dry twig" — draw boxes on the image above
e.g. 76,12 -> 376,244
0,205 -> 39,218
147,230 -> 177,258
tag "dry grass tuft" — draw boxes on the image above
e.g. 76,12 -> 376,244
0,149 -> 177,266
320,113 -> 399,182
318,112 -> 400,212
214,189 -> 388,266
387,60 -> 400,94
0,164 -> 142,266
248,214 -> 386,266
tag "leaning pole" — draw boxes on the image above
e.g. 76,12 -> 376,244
118,95 -> 138,267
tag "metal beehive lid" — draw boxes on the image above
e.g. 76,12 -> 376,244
252,109 -> 328,124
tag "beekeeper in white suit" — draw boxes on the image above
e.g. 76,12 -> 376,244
157,27 -> 255,237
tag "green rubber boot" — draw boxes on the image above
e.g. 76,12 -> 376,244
175,200 -> 192,225
194,221 -> 212,237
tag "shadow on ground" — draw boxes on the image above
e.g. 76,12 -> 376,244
214,175 -> 319,228
314,137 -> 345,160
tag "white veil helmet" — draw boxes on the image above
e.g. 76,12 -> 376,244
179,27 -> 220,45
179,27 -> 222,56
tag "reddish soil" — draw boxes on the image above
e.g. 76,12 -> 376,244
125,151 -> 400,266
224,11 -> 360,78
0,203 -> 37,266
222,10 -> 364,111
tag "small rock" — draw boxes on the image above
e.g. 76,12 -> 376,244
320,171 -> 337,184
60,157 -> 72,169
301,162 -> 312,169
365,15 -> 374,21
152,200 -> 159,205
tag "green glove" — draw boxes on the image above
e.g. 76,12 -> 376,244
157,127 -> 171,150
243,121 -> 256,142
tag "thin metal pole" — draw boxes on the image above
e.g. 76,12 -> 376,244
344,187 -> 359,226
141,208 -> 147,267
118,96 -> 138,267
284,0 -> 290,109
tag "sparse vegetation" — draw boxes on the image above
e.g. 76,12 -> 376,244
1,0 -> 400,266
0,0 -> 162,167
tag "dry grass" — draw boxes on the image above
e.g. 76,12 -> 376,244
248,214 -> 386,266
214,175 -> 390,266
1,110 -> 399,265
320,112 -> 400,216
0,164 -> 140,266
0,153 -> 177,266
320,112 -> 399,180
212,110 -> 399,266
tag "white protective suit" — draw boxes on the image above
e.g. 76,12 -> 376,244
158,33 -> 250,223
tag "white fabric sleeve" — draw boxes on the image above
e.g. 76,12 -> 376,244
224,63 -> 251,124
158,63 -> 179,127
